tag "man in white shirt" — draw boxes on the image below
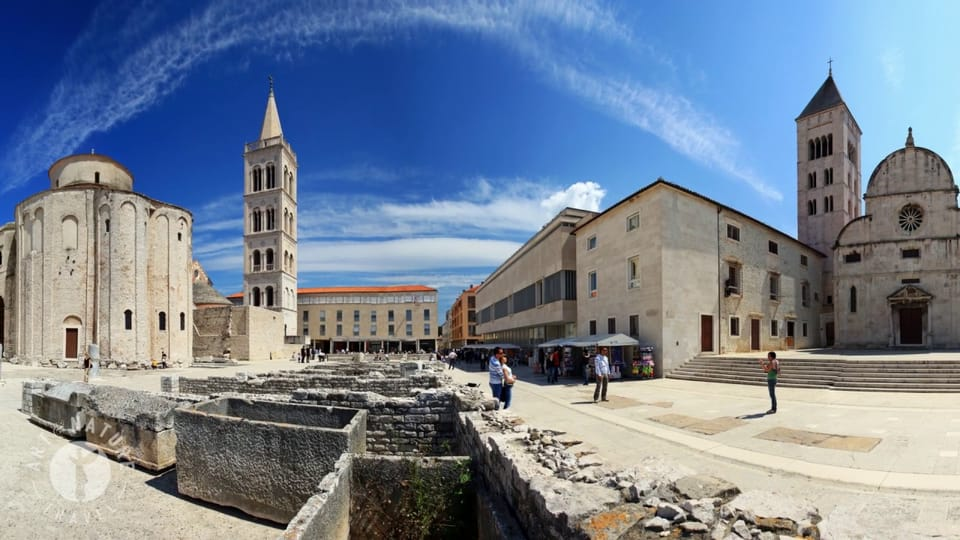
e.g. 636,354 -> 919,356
593,347 -> 611,403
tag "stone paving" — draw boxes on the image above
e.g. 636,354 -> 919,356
448,356 -> 960,538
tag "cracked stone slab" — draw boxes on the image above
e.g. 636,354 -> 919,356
754,427 -> 881,452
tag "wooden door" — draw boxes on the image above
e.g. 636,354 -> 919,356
825,322 -> 835,347
900,308 -> 923,345
750,319 -> 760,350
65,328 -> 78,359
700,315 -> 713,352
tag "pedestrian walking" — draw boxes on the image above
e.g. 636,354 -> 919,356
582,349 -> 592,385
760,351 -> 779,414
489,348 -> 504,409
499,354 -> 517,409
593,347 -> 610,403
549,349 -> 561,383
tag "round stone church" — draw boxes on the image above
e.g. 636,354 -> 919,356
0,153 -> 193,364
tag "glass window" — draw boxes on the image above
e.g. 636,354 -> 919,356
424,323 -> 431,335
302,311 -> 309,322
726,224 -> 740,241
336,324 -> 342,336
607,317 -> 616,334
388,310 -> 395,322
406,323 -> 413,336
629,314 -> 639,337
626,212 -> 639,231
769,274 -> 779,300
768,241 -> 778,255
587,235 -> 597,250
318,310 -> 326,321
124,309 -> 133,330
771,320 -> 779,337
336,310 -> 343,322
388,324 -> 395,336
423,308 -> 430,320
800,254 -> 808,266
627,256 -> 640,289
588,320 -> 597,335
370,311 -> 377,322
353,310 -> 360,322
730,317 -> 740,336
353,324 -> 360,336
319,324 -> 326,336
588,271 -> 597,297
405,309 -> 412,321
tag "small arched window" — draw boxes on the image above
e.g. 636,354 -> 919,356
827,134 -> 833,155
124,309 -> 133,330
252,287 -> 261,307
849,286 -> 857,313
266,208 -> 275,230
180,312 -> 186,331
266,286 -> 275,306
159,311 -> 167,331
808,140 -> 815,161
252,209 -> 262,232
265,249 -> 274,269
815,138 -> 822,158
266,164 -> 276,189
252,167 -> 263,191
252,250 -> 261,271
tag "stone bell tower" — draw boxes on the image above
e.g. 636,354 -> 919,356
242,78 -> 298,335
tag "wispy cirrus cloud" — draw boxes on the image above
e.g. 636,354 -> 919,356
3,0 -> 772,201
881,48 -> 904,90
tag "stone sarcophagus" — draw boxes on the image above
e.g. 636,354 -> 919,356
174,397 -> 367,523
27,381 -> 93,438
80,386 -> 181,471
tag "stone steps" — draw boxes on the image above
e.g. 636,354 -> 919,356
667,355 -> 960,392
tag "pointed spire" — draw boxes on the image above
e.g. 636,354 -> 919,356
797,71 -> 845,119
259,75 -> 283,140
905,126 -> 914,147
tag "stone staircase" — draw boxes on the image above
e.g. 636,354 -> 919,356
667,355 -> 960,392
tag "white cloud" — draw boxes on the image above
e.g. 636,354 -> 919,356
299,237 -> 520,273
2,0 -> 770,202
881,48 -> 904,89
541,181 -> 605,214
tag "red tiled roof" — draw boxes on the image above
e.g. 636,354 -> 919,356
228,285 -> 436,298
298,285 -> 436,295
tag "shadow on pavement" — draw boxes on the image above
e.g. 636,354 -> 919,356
736,412 -> 771,420
144,469 -> 284,529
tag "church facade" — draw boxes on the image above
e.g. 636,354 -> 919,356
0,153 -> 194,364
797,72 -> 960,348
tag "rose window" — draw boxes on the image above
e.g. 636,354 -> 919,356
898,205 -> 923,233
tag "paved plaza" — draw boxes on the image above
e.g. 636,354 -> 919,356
3,354 -> 960,538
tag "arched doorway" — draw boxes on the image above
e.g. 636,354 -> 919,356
888,286 -> 932,347
63,315 -> 82,359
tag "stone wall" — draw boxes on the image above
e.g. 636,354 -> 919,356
192,305 -> 286,361
291,389 -> 457,455
177,372 -> 444,398
283,453 -> 353,540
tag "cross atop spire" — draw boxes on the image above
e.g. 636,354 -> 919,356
906,126 -> 914,147
259,77 -> 283,140
828,57 -> 833,76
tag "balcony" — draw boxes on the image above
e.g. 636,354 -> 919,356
252,265 -> 261,272
244,135 -> 297,159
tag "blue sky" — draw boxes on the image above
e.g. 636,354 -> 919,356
2,0 -> 959,321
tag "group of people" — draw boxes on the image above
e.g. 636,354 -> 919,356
294,346 -> 325,363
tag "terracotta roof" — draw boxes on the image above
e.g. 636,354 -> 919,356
299,285 -> 436,295
227,285 -> 437,299
797,75 -> 845,119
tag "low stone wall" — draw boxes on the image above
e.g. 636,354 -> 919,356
457,411 -> 823,539
291,389 -> 457,455
175,397 -> 367,523
283,453 -> 354,540
80,386 -> 180,471
176,371 -> 444,399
